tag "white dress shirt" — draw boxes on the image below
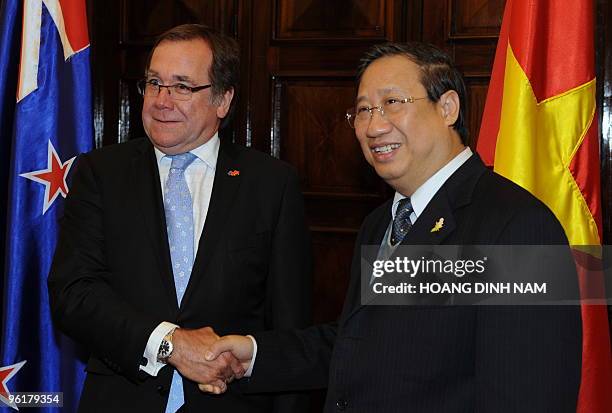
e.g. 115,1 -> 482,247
139,134 -> 219,376
385,147 -> 473,245
139,133 -> 257,377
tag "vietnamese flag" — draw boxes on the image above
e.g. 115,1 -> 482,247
477,0 -> 612,412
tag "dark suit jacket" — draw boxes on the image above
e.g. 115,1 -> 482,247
249,154 -> 582,413
48,137 -> 312,413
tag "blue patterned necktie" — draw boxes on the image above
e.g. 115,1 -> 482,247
390,198 -> 413,246
163,152 -> 197,413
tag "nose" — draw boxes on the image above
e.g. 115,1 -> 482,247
153,86 -> 174,108
366,107 -> 392,138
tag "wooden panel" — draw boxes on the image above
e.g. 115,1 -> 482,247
275,47 -> 367,73
273,79 -> 380,194
465,80 -> 489,148
272,77 -> 388,232
421,0 -> 447,48
275,0 -> 387,40
311,232 -> 355,323
123,50 -> 150,79
452,42 -> 497,77
120,0 -> 200,45
120,0 -> 234,45
305,196 -> 382,232
448,0 -> 504,38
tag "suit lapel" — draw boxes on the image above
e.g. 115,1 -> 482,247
348,192 -> 458,314
401,189 -> 456,246
130,140 -> 178,308
341,154 -> 488,323
180,140 -> 242,308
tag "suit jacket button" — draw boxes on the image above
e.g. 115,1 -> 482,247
336,399 -> 348,410
157,385 -> 167,395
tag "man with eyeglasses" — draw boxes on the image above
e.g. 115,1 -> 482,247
199,42 -> 582,412
48,24 -> 311,413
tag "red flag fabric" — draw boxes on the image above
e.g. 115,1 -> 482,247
476,1 -> 612,411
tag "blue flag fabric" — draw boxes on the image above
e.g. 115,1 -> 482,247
0,0 -> 93,411
0,0 -> 21,292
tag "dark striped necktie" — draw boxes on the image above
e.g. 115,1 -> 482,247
390,198 -> 413,246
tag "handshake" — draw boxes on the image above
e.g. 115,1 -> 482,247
167,326 -> 254,394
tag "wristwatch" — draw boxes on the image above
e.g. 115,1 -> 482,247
157,328 -> 176,363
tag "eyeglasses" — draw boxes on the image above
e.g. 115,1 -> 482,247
345,96 -> 427,128
137,79 -> 212,101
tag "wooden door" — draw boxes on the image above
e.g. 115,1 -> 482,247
239,0 -> 419,323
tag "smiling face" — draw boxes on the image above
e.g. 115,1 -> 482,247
354,54 -> 465,196
142,38 -> 233,155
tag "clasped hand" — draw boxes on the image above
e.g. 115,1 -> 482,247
168,327 -> 250,394
170,327 -> 255,394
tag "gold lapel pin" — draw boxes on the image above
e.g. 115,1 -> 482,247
430,217 -> 444,233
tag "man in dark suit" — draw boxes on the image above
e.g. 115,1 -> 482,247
202,42 -> 582,412
48,24 -> 311,413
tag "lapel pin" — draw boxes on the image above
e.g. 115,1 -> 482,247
430,217 -> 444,233
227,169 -> 240,176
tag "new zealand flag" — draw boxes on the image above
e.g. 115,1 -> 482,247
0,0 -> 93,410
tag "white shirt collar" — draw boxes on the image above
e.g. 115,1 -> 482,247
391,147 -> 473,221
153,132 -> 220,170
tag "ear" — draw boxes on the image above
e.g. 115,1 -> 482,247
216,88 -> 235,119
437,90 -> 460,127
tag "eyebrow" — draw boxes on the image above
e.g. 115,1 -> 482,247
145,70 -> 196,84
355,87 -> 407,104
379,87 -> 406,95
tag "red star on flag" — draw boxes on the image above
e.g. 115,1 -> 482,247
20,141 -> 76,214
0,360 -> 26,410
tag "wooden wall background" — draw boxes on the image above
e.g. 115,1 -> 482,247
87,2 -> 612,398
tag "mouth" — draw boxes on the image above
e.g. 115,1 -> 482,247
152,118 -> 182,126
371,143 -> 401,154
154,118 -> 180,123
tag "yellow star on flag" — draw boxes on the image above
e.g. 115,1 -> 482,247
493,45 -> 598,246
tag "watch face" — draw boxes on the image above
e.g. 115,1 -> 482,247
159,340 -> 170,356
158,338 -> 173,362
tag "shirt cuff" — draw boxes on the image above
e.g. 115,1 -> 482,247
244,335 -> 258,377
139,321 -> 179,376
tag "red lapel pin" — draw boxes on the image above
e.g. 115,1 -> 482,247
227,169 -> 240,176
